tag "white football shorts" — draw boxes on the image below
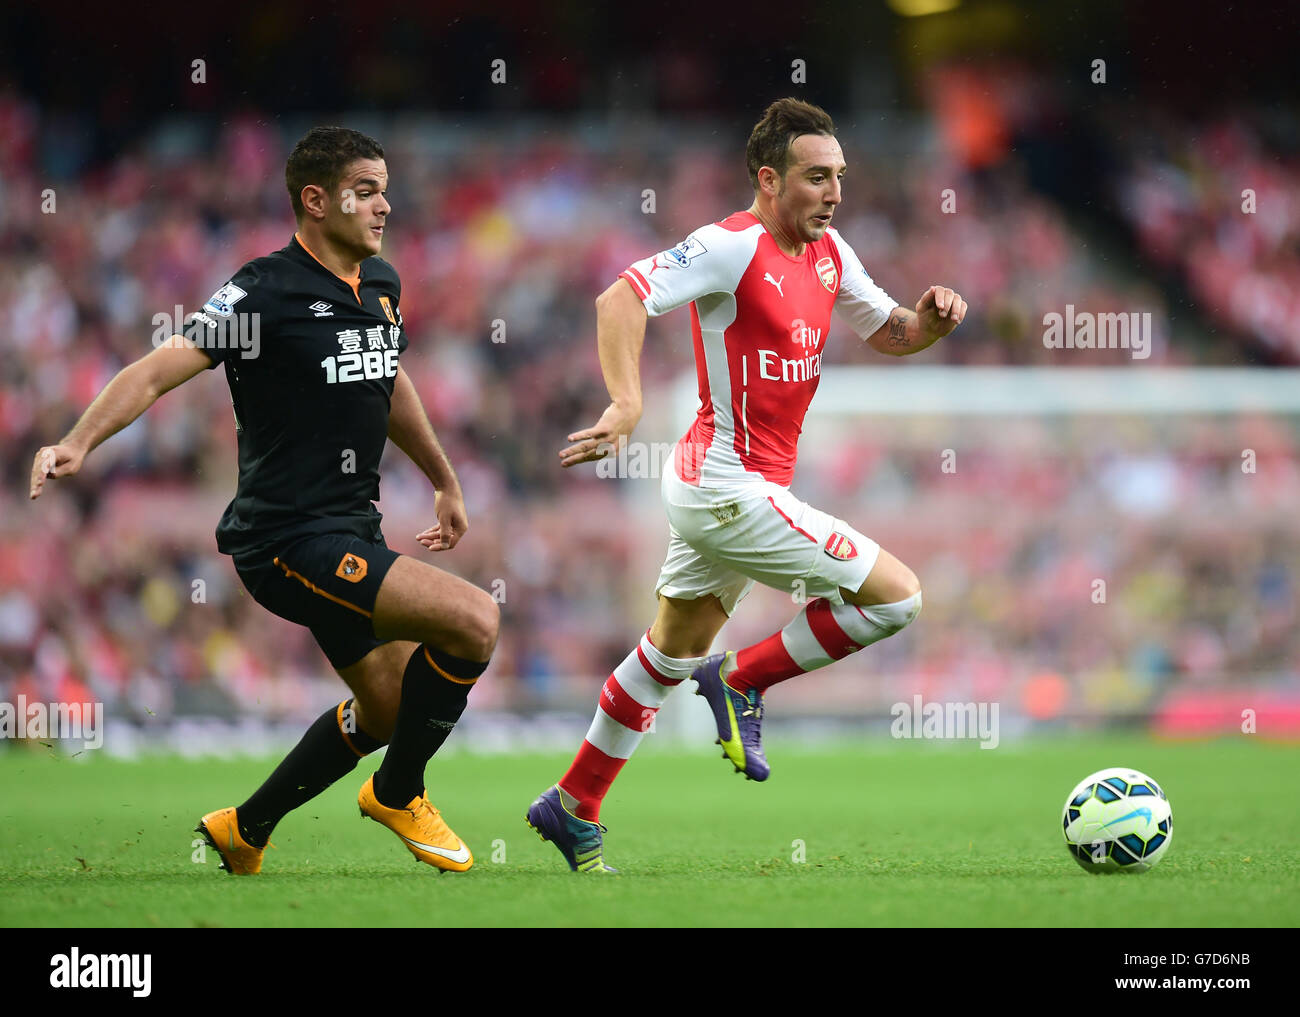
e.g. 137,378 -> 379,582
654,457 -> 881,616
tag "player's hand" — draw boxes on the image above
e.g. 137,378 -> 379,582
915,285 -> 967,341
29,443 -> 86,500
416,487 -> 469,552
560,402 -> 642,468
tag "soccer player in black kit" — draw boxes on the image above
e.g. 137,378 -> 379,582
28,128 -> 498,873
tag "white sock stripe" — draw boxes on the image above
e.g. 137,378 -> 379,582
639,632 -> 703,684
617,665 -> 676,707
580,636 -> 704,763
612,649 -> 676,707
584,713 -> 641,759
838,591 -> 922,645
833,601 -> 887,646
780,608 -> 835,671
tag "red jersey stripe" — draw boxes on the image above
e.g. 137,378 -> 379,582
766,495 -> 817,542
621,267 -> 651,300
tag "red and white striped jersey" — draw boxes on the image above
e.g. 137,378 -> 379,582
620,211 -> 896,490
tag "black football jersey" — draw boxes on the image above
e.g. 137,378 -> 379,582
185,235 -> 409,562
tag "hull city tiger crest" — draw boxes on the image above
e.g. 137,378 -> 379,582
824,532 -> 858,561
336,553 -> 368,582
815,256 -> 838,294
378,295 -> 397,325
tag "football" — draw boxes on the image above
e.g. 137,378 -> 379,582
1062,768 -> 1173,873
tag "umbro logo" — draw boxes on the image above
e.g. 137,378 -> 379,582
309,301 -> 334,317
764,272 -> 785,297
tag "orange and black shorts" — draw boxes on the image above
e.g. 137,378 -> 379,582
234,533 -> 402,670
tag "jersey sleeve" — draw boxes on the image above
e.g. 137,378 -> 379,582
368,259 -> 407,355
618,224 -> 752,317
829,231 -> 898,342
184,261 -> 266,370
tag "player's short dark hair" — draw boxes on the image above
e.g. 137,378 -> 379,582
745,98 -> 837,190
285,127 -> 385,220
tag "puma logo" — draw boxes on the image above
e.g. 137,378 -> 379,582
764,272 -> 785,297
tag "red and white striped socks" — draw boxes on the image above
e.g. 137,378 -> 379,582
557,595 -> 920,821
558,631 -> 703,821
725,593 -> 922,695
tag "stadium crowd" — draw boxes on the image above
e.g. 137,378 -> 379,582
2,99 -> 1296,738
1115,111 -> 1300,362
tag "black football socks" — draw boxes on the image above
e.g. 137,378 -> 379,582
236,698 -> 385,848
371,644 -> 487,809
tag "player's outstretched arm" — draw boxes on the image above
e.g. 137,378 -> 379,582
386,365 -> 467,552
28,336 -> 213,500
867,285 -> 968,357
559,278 -> 647,468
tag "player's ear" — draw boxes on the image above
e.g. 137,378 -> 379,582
300,183 -> 328,221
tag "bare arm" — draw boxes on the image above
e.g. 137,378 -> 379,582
867,285 -> 968,357
29,337 -> 213,499
387,365 -> 460,493
387,365 -> 468,552
593,277 -> 647,414
559,278 -> 648,468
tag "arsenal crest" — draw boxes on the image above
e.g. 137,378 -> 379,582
824,532 -> 858,561
815,256 -> 838,294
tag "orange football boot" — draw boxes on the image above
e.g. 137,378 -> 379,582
195,807 -> 266,875
358,776 -> 473,872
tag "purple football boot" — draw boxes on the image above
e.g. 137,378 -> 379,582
525,786 -> 617,873
692,652 -> 770,781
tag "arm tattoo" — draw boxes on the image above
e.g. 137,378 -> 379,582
887,310 -> 909,348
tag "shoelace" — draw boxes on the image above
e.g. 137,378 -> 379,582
410,797 -> 451,841
738,691 -> 764,751
575,821 -> 607,852
563,806 -> 607,852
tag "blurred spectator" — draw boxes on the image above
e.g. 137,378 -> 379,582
2,107 -> 1297,733
1116,111 -> 1300,361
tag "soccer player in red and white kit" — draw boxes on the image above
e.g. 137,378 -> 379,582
526,98 -> 967,872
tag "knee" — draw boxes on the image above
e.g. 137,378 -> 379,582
858,588 -> 923,638
463,590 -> 500,662
893,563 -> 922,602
852,552 -> 921,607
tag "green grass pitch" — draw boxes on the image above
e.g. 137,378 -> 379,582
1,736 -> 1296,927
